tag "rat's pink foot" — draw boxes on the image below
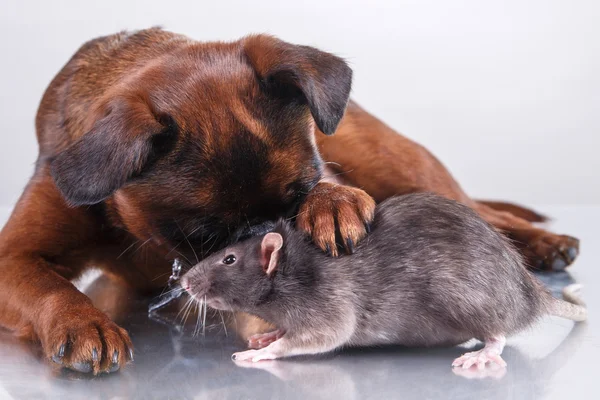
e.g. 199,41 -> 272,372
452,351 -> 507,370
452,336 -> 507,370
232,348 -> 280,362
452,362 -> 507,380
234,337 -> 287,362
248,329 -> 285,349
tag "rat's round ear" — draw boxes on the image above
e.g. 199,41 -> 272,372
260,232 -> 284,276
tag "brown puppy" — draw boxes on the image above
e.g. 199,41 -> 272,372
0,28 -> 578,374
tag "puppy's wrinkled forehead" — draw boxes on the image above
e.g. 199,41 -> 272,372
148,45 -> 322,210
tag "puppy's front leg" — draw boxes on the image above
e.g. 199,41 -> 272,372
0,172 -> 133,374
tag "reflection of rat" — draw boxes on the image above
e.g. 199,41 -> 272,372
181,194 -> 586,368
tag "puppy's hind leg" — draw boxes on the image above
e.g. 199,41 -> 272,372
452,336 -> 507,370
475,204 -> 579,271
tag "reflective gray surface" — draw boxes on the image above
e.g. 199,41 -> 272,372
0,206 -> 598,400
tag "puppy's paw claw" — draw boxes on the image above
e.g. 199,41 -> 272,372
524,234 -> 580,271
41,305 -> 133,374
297,182 -> 375,256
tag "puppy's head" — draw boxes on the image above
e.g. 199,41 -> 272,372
50,34 -> 352,258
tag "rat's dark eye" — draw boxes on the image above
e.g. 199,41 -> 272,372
223,255 -> 236,265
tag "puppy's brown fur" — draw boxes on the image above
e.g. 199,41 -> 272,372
0,28 -> 579,373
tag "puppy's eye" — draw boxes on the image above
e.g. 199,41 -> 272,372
223,255 -> 236,265
285,181 -> 304,199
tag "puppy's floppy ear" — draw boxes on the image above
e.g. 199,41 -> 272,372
260,232 -> 284,276
244,35 -> 353,135
50,95 -> 174,206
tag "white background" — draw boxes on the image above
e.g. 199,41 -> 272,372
1,0 -> 599,215
0,3 -> 599,394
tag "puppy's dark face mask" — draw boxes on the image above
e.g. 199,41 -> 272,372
49,35 -> 352,259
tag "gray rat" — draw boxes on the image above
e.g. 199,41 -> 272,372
181,193 -> 586,368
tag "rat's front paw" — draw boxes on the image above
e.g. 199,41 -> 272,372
248,329 -> 285,349
297,182 -> 375,257
39,302 -> 133,374
232,349 -> 280,362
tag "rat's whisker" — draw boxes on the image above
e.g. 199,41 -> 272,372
177,296 -> 194,325
158,285 -> 182,297
182,300 -> 194,326
219,299 -> 236,335
188,224 -> 204,239
130,237 -> 154,257
117,240 -> 140,259
205,235 -> 220,256
169,249 -> 193,268
174,219 -> 199,264
193,300 -> 202,337
201,232 -> 217,249
182,297 -> 196,327
152,269 -> 177,282
165,240 -> 184,259
286,209 -> 309,222
175,296 -> 191,320
231,309 -> 238,333
202,295 -> 207,336
218,309 -> 228,337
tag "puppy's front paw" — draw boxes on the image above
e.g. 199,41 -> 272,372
297,182 -> 375,256
40,303 -> 133,374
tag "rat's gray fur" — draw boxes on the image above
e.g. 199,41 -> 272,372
184,193 -> 586,358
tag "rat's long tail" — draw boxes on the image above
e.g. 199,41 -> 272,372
548,284 -> 587,322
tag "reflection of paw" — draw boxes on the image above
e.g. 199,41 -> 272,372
452,348 -> 506,370
248,329 -> 285,349
452,362 -> 507,380
232,349 -> 280,362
